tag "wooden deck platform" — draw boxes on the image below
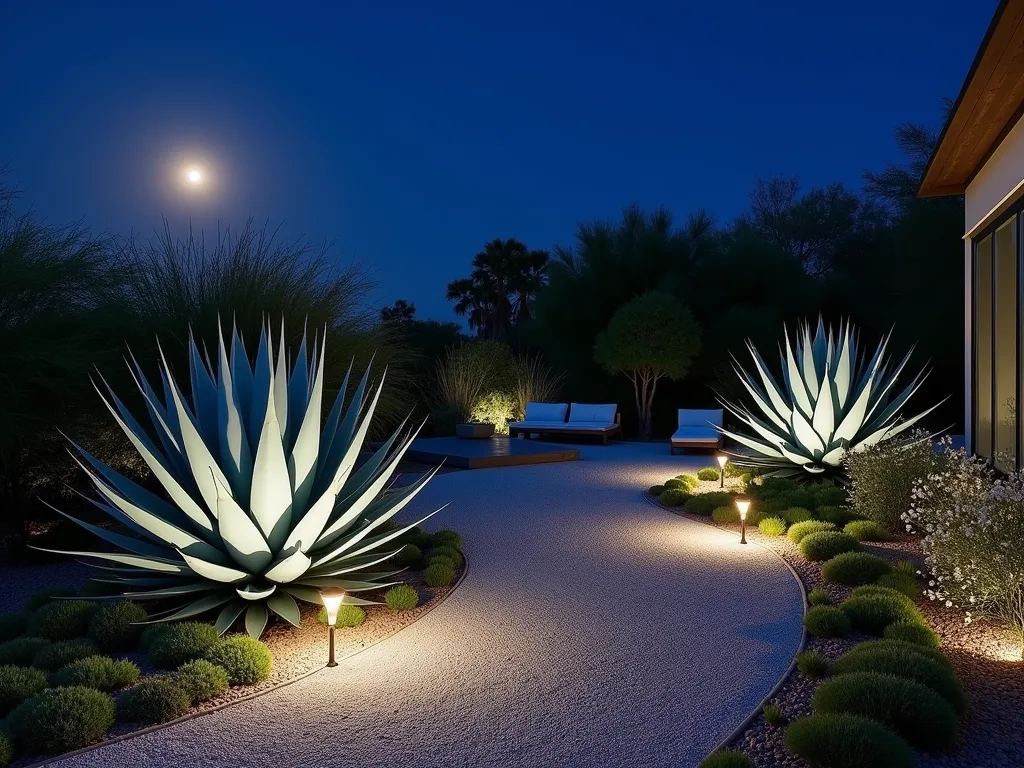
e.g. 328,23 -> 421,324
405,436 -> 581,469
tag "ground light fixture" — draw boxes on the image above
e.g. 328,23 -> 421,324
321,587 -> 346,668
734,496 -> 751,545
717,454 -> 728,488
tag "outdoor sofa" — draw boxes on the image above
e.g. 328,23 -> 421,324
509,402 -> 622,444
669,409 -> 723,454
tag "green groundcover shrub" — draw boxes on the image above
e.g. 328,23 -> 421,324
423,562 -> 456,587
660,488 -> 691,507
385,585 -> 419,612
844,520 -> 888,542
876,572 -> 920,599
10,686 -> 115,754
648,484 -> 666,496
0,614 -> 26,643
317,604 -> 366,628
758,517 -> 787,536
51,656 -> 140,692
803,606 -> 851,638
807,588 -> 831,606
781,507 -> 813,525
816,506 -> 863,528
832,645 -> 966,712
787,520 -> 836,545
712,506 -> 737,523
33,638 -> 99,671
812,671 -> 959,750
0,637 -> 48,667
148,622 -> 220,669
683,492 -> 732,516
697,749 -> 751,768
175,659 -> 229,704
821,552 -> 892,586
762,703 -> 786,726
427,545 -> 463,567
26,600 -> 97,642
795,651 -> 830,678
0,665 -> 48,716
677,474 -> 699,488
118,678 -> 190,725
204,636 -> 272,685
697,468 -> 720,482
784,713 -> 915,768
88,601 -> 147,652
841,592 -> 924,635
885,621 -> 941,649
430,530 -> 462,549
664,478 -> 687,490
842,639 -> 953,672
799,531 -> 860,562
396,544 -> 423,568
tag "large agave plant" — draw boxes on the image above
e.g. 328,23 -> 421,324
718,318 -> 942,478
42,320 -> 441,638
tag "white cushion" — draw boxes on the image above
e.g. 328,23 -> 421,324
509,420 -> 617,431
568,403 -> 617,423
677,409 -> 723,428
524,402 -> 568,422
561,421 -> 618,431
671,426 -> 720,443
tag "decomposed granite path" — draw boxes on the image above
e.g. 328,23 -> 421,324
54,441 -> 803,768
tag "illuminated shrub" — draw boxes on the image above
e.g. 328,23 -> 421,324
384,585 -> 419,612
807,588 -> 831,606
832,645 -> 966,712
118,679 -> 190,725
423,562 -> 455,587
660,489 -> 691,507
174,659 -> 229,704
317,604 -> 366,628
843,520 -> 887,542
821,552 -> 892,585
885,621 -> 940,649
51,656 -> 140,692
697,750 -> 752,768
147,622 -> 220,669
799,532 -> 859,562
786,520 -> 836,544
697,468 -> 720,482
840,593 -> 924,635
203,636 -> 272,685
758,517 -> 787,536
88,601 -> 147,652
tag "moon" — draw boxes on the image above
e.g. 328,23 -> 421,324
186,168 -> 202,184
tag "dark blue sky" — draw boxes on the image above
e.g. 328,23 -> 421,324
2,0 -> 991,321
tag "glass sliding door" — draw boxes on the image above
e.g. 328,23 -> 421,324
994,217 -> 1018,471
975,233 -> 993,461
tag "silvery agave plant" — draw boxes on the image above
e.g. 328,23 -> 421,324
718,318 -> 942,478
42,320 -> 440,638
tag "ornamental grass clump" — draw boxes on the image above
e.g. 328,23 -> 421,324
841,592 -> 924,635
51,656 -> 140,692
821,552 -> 892,586
384,585 -> 419,611
758,517 -> 786,536
118,679 -> 190,725
807,588 -> 831,606
795,650 -> 830,678
799,531 -> 859,561
803,606 -> 851,638
423,562 -> 455,587
844,639 -> 952,671
9,686 -> 115,754
427,545 -> 462,567
683,492 -> 732,516
0,665 -> 48,716
396,544 -> 423,568
832,644 -> 966,712
697,468 -> 720,482
175,659 -> 229,704
784,713 -> 915,768
905,439 -> 1024,657
26,601 -> 97,642
0,732 -> 10,767
786,520 -> 836,544
812,671 -> 959,750
762,702 -> 786,726
816,506 -> 862,528
203,636 -> 272,685
697,749 -> 752,768
317,604 -> 365,628
876,571 -> 920,598
663,478 -> 687,490
677,474 -> 699,488
648,485 -> 666,496
885,620 -> 941,648
843,519 -> 887,541
87,600 -> 147,652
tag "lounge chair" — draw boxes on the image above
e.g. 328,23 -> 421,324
509,402 -> 622,445
670,409 -> 723,454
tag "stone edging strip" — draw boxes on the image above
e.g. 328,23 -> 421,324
641,492 -> 808,761
26,562 -> 470,768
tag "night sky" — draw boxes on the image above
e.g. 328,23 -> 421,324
2,0 -> 992,321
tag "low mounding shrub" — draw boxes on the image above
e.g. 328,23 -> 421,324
647,484 -> 666,496
0,665 -> 48,716
148,622 -> 220,669
787,520 -> 836,545
88,600 -> 147,652
784,713 -> 915,768
762,702 -> 786,726
758,517 -> 787,536
317,604 -> 366,628
175,659 -> 229,704
843,639 -> 952,671
893,560 -> 917,576
396,544 -> 423,568
683,492 -> 732,516
816,506 -> 862,528
697,749 -> 751,768
0,731 -> 10,767
803,606 -> 851,638
712,506 -> 738,523
423,562 -> 456,587
697,468 -> 720,482
844,520 -> 887,542
32,638 -> 100,671
841,593 -> 923,635
26,600 -> 97,641
821,552 -> 892,586
118,679 -> 190,725
677,474 -> 699,488
807,588 -> 831,606
428,555 -> 457,570
0,637 -> 48,667
204,636 -> 272,685
384,585 -> 419,612
51,656 -> 140,692
812,671 -> 959,750
660,488 -> 691,507
849,584 -> 915,603
430,530 -> 462,549
663,478 -> 687,490
24,587 -> 77,612
739,473 -> 752,484
139,624 -> 170,653
0,614 -> 26,643
9,686 -> 115,754
885,620 -> 941,649
876,572 -> 920,599
781,507 -> 813,525
832,645 -> 966,713
796,651 -> 830,678
427,545 -> 463,567
799,532 -> 859,562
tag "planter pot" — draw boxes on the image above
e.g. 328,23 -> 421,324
456,422 -> 495,439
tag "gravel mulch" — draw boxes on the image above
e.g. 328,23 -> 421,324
649,485 -> 1024,768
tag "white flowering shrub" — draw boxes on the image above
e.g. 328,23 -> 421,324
905,438 -> 1024,657
847,429 -> 941,533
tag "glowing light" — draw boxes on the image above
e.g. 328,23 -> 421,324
717,454 -> 728,488
735,496 -> 751,545
187,169 -> 201,183
321,588 -> 345,627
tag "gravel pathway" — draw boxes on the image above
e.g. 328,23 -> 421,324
51,442 -> 804,768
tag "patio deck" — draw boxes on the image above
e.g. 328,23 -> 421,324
405,435 -> 580,469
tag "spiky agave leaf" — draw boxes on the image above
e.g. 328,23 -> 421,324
41,318 -> 442,638
716,317 -> 944,480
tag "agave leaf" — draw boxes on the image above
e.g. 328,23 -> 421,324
33,548 -> 190,573
217,320 -> 254,506
213,474 -> 273,573
230,323 -> 254,423
811,373 -> 835,444
733,362 -> 788,431
746,343 -> 792,423
313,508 -> 441,567
783,330 -> 813,417
216,600 -> 248,635
267,591 -> 302,627
717,428 -> 788,459
245,603 -> 269,638
280,585 -> 325,605
335,416 -> 412,504
273,318 -> 290,440
264,548 -> 312,584
123,582 -> 221,599
319,361 -> 373,490
289,332 -> 324,515
801,322 -> 820,401
237,583 -> 277,600
286,326 -> 309,450
43,503 -> 174,560
284,462 -> 352,555
346,466 -> 441,541
179,551 -> 249,583
127,352 -> 188,476
318,359 -> 353,484
249,322 -> 272,452
303,549 -> 402,578
250,365 -> 294,552
293,578 -> 399,592
833,324 -> 853,408
189,331 -> 220,449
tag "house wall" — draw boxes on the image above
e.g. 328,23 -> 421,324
966,115 -> 1024,235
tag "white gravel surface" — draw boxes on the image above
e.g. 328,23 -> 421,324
50,442 -> 803,768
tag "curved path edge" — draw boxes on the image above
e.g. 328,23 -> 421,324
642,492 -> 808,761
30,564 -> 469,768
